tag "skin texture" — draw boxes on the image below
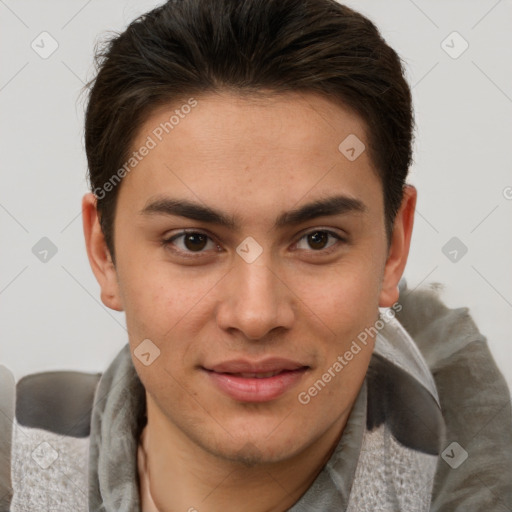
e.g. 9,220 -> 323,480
83,91 -> 416,511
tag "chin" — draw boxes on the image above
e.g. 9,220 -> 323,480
208,437 -> 299,467
181,416 -> 297,466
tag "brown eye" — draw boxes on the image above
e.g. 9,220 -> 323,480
162,230 -> 218,256
295,230 -> 343,252
307,231 -> 329,250
183,233 -> 208,251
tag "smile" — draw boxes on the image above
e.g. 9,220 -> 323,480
203,359 -> 310,402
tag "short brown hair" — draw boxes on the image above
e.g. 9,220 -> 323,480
85,0 -> 414,261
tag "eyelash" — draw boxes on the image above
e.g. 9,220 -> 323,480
161,228 -> 346,259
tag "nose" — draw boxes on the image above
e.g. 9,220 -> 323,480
216,257 -> 295,341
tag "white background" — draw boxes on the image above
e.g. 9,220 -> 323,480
1,0 -> 511,391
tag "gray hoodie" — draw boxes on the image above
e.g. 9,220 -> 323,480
1,280 -> 511,511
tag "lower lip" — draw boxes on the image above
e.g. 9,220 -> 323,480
205,368 -> 308,403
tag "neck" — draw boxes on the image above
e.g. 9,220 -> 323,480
140,393 -> 348,512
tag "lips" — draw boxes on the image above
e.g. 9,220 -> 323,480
203,358 -> 309,402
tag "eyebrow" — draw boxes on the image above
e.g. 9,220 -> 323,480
140,194 -> 367,230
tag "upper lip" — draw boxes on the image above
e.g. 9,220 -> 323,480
205,358 -> 308,374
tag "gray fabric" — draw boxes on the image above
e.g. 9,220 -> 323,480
15,371 -> 101,437
374,312 -> 439,403
0,365 -> 15,510
87,346 -> 147,512
346,424 -> 438,511
9,419 -> 89,511
396,283 -> 512,511
287,380 -> 367,511
365,353 -> 445,456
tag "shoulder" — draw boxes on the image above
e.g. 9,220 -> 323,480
396,280 -> 512,509
396,280 -> 485,368
0,364 -> 101,510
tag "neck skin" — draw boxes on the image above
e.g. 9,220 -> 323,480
139,392 -> 351,512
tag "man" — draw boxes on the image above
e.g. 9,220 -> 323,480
1,0 -> 511,510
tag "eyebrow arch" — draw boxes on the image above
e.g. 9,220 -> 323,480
140,194 -> 367,230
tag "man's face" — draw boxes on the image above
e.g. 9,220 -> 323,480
97,92 -> 401,464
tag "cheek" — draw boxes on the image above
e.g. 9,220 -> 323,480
289,257 -> 382,326
116,258 -> 206,334
117,262 -> 221,380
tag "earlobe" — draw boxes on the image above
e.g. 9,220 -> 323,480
378,185 -> 417,308
82,193 -> 124,312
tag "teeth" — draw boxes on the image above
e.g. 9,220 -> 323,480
237,371 -> 282,378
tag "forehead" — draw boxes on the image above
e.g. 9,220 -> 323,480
117,91 -> 382,223
137,91 -> 370,163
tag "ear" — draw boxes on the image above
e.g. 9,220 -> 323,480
378,184 -> 417,307
82,193 -> 124,311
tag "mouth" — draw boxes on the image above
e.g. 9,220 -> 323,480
203,358 -> 310,403
228,370 -> 291,378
